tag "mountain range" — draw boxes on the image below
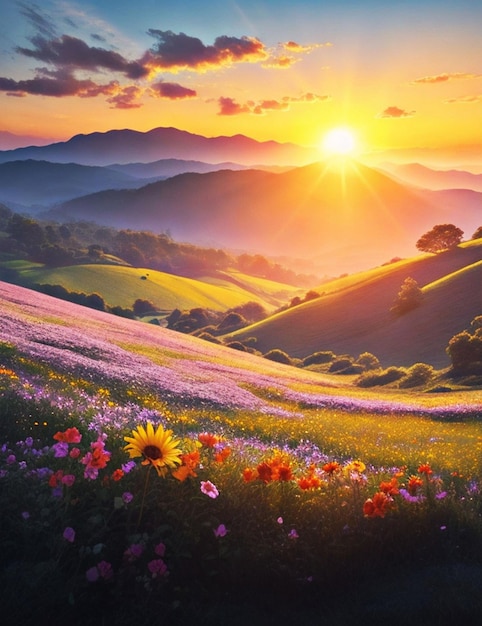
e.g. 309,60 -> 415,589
0,126 -> 319,167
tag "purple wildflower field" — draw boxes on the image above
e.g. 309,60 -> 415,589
1,281 -> 481,419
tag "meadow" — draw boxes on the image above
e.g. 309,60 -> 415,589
1,280 -> 482,625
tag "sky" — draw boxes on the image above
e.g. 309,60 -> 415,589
0,0 -> 481,164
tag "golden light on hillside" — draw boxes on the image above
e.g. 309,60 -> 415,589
320,127 -> 357,158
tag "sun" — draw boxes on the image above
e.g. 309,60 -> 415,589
320,127 -> 357,157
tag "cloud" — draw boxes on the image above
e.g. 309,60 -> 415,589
16,34 -> 148,79
218,92 -> 330,115
378,106 -> 415,118
263,40 -> 332,69
18,2 -> 57,38
106,85 -> 143,109
445,94 -> 482,104
144,30 -> 268,72
411,72 -> 482,84
217,96 -> 251,115
281,40 -> 332,53
151,81 -> 197,99
0,68 -> 117,98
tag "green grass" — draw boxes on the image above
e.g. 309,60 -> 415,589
14,263 -> 298,312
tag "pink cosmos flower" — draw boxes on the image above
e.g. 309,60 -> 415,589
200,480 -> 219,498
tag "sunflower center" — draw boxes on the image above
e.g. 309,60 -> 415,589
144,445 -> 162,460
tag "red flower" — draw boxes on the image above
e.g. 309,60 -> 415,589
363,492 -> 393,518
418,463 -> 433,476
53,427 -> 82,444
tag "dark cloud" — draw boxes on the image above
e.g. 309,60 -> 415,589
144,30 -> 267,71
16,35 -> 149,79
0,68 -> 117,98
91,33 -> 107,43
151,81 -> 197,99
378,106 -> 415,118
18,2 -> 57,38
218,92 -> 329,116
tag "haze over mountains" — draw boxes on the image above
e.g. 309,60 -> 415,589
0,126 -> 480,275
45,161 -> 481,275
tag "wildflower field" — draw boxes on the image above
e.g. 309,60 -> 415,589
1,282 -> 482,625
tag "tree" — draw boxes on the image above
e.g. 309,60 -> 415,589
390,277 -> 423,315
416,223 -> 463,254
472,226 -> 482,240
447,316 -> 482,375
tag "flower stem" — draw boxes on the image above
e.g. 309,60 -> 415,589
136,464 -> 152,531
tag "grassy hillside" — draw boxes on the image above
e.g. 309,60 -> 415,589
12,263 -> 300,313
227,241 -> 482,368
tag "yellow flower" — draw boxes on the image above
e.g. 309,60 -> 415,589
124,422 -> 182,476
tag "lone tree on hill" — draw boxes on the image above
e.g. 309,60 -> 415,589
416,223 -> 463,254
390,277 -> 423,315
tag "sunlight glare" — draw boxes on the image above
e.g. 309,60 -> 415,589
321,127 -> 357,157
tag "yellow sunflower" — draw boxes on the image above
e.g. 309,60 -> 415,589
124,422 -> 182,476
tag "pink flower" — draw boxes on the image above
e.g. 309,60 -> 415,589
213,524 -> 228,538
69,447 -> 81,459
200,480 -> 219,498
147,558 -> 168,578
124,543 -> 144,561
86,567 -> 99,582
97,561 -> 113,580
62,474 -> 76,487
63,527 -> 75,542
288,528 -> 299,539
154,542 -> 166,557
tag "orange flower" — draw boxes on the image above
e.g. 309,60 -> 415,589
322,461 -> 341,475
379,477 -> 399,495
256,461 -> 274,483
172,450 -> 200,481
363,492 -> 393,518
111,469 -> 124,482
198,432 -> 219,448
214,447 -> 231,463
407,475 -> 423,495
242,467 -> 258,482
418,463 -> 433,476
297,472 -> 322,490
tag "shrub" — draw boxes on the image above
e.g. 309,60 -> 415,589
218,312 -> 247,331
197,332 -> 222,344
302,351 -> 335,366
263,349 -> 293,365
447,329 -> 482,375
356,366 -> 406,387
226,341 -> 248,352
356,352 -> 381,371
133,298 -> 158,317
390,277 -> 423,315
398,363 -> 435,388
328,357 -> 354,373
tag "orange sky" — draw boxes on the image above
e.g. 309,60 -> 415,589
1,1 -> 481,166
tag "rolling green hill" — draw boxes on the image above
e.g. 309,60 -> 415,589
12,263 -> 301,313
226,241 -> 482,368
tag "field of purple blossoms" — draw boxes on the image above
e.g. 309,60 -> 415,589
1,280 -> 482,626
